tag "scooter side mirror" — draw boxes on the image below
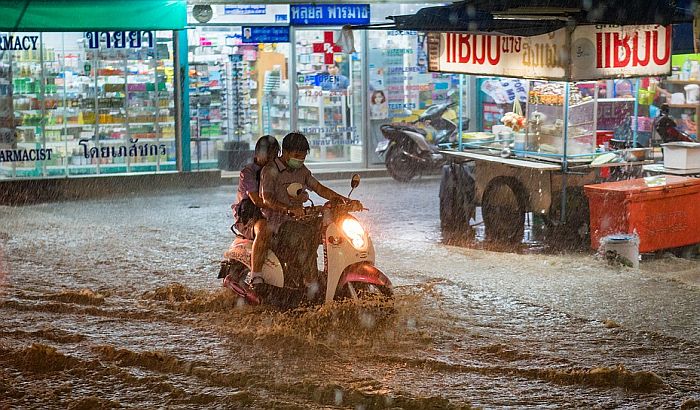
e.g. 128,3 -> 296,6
351,174 -> 360,189
348,174 -> 360,197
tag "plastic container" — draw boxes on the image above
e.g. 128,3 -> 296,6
601,234 -> 640,268
661,142 -> 700,169
596,130 -> 615,147
584,176 -> 700,252
684,84 -> 699,104
514,132 -> 526,157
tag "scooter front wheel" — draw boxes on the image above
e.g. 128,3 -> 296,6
385,140 -> 418,182
339,282 -> 393,301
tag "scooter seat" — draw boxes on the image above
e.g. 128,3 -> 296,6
224,238 -> 252,259
381,124 -> 427,137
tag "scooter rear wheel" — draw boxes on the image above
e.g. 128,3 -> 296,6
385,140 -> 418,182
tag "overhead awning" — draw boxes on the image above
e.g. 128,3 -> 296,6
378,0 -> 695,35
0,0 -> 188,31
347,0 -> 697,80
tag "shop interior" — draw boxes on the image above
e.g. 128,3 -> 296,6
0,31 -> 175,179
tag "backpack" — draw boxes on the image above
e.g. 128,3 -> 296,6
233,166 -> 264,226
235,198 -> 263,226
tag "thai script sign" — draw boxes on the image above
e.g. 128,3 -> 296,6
428,25 -> 671,81
0,35 -> 38,51
85,31 -> 155,49
428,28 -> 567,80
197,5 -> 289,24
290,4 -> 369,25
224,5 -> 267,15
571,25 -> 671,80
241,26 -> 290,43
79,139 -> 167,159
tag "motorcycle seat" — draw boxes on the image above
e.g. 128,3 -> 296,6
381,124 -> 427,137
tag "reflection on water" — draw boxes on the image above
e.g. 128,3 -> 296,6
440,210 -> 585,255
0,181 -> 698,408
2,279 -> 696,408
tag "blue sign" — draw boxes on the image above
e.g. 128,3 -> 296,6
241,27 -> 290,44
224,5 -> 267,15
290,4 -> 370,25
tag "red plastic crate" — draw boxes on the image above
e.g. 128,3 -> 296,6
596,130 -> 615,147
584,176 -> 700,252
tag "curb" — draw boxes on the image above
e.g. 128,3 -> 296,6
0,170 -> 222,205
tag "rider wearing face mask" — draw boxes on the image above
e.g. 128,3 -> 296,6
260,132 -> 356,292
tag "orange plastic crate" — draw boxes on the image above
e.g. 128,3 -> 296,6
584,176 -> 700,252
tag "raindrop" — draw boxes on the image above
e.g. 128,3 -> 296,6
407,318 -> 416,329
306,281 -> 320,300
235,297 -> 246,309
334,389 -> 343,405
449,11 -> 458,25
359,312 -> 376,329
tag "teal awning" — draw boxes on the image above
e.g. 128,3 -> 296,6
0,0 -> 187,31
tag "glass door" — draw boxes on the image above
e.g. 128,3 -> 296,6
294,28 -> 362,163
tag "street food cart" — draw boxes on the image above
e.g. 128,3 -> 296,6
425,23 -> 680,244
347,1 -> 696,247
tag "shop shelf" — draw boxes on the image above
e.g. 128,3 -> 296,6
91,139 -> 128,144
664,80 -> 700,85
667,104 -> 699,109
597,98 -> 636,102
17,141 -> 69,147
128,121 -> 175,126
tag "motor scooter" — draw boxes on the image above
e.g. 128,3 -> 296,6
218,175 -> 392,308
376,101 -> 469,182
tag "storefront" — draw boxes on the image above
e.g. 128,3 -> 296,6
186,3 -> 473,169
0,0 -> 187,180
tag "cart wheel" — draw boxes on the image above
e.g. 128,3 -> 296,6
439,163 -> 475,233
482,177 -> 527,243
544,187 -> 590,249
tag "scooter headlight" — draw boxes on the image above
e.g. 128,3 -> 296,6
342,218 -> 366,250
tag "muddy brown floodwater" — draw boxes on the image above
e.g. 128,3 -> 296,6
1,177 -> 698,409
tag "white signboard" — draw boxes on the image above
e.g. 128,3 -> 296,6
428,24 -> 671,81
428,28 -> 568,80
187,5 -> 290,25
571,25 -> 671,80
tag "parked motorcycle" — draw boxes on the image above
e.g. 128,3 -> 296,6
376,101 -> 469,182
218,175 -> 392,308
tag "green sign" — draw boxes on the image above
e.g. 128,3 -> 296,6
0,0 -> 187,31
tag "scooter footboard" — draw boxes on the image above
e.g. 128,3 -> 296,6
337,262 -> 392,292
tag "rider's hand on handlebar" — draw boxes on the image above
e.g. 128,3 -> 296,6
346,199 -> 363,211
287,206 -> 305,218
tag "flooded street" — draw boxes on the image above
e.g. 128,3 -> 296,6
1,176 -> 698,409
